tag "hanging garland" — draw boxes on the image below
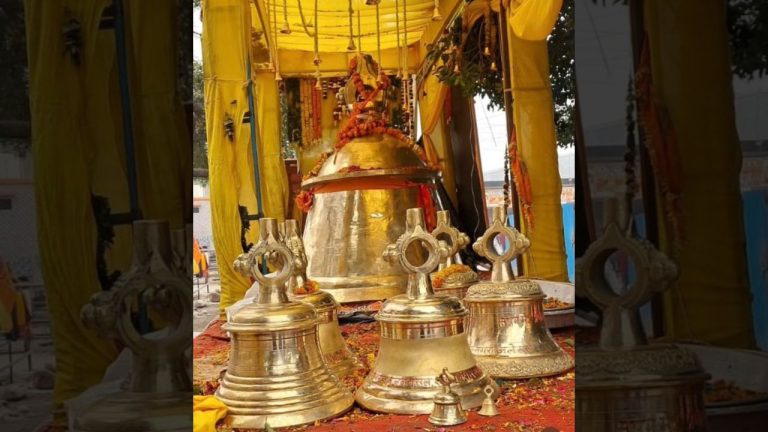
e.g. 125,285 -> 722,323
508,125 -> 534,229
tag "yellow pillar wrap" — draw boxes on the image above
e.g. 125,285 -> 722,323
506,2 -> 568,281
418,72 -> 458,206
252,71 -> 290,222
127,0 -> 191,229
645,0 -> 754,347
203,0 -> 254,315
25,0 -> 118,422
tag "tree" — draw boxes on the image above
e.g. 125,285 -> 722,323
193,59 -> 208,170
549,0 -> 575,148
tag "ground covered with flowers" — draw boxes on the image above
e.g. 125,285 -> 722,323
195,313 -> 575,432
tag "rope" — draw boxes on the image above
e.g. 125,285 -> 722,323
296,0 -> 316,37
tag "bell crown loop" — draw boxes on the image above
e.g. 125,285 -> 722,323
472,206 -> 529,282
576,198 -> 678,350
432,210 -> 470,265
383,208 -> 449,298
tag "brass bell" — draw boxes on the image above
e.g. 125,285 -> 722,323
216,218 -> 354,429
76,220 -> 192,431
477,385 -> 499,416
464,206 -> 574,378
576,199 -> 708,431
432,3 -> 444,22
282,219 -> 362,378
430,210 -> 477,298
356,208 -> 498,414
428,368 -> 467,426
302,55 -> 442,303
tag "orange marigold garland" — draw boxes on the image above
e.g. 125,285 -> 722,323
509,125 -> 534,230
432,264 -> 472,289
295,190 -> 315,213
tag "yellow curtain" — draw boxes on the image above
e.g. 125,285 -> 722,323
506,0 -> 568,281
204,0 -> 254,315
418,72 -> 457,206
127,0 -> 191,229
507,0 -> 563,41
204,0 -> 289,315
645,0 -> 754,347
252,71 -> 290,222
25,0 -> 119,422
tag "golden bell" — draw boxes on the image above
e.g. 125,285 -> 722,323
432,7 -> 444,22
216,218 -> 354,429
76,220 -> 192,431
576,199 -> 708,431
356,208 -> 498,414
464,206 -> 574,378
477,385 -> 499,417
430,210 -> 477,298
428,368 -> 467,426
302,56 -> 441,303
282,219 -> 362,378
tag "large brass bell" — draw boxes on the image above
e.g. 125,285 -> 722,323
76,220 -> 192,431
576,199 -> 708,431
282,218 -> 362,378
430,210 -> 477,298
356,208 -> 498,414
464,206 -> 574,378
216,218 -> 354,429
301,54 -> 441,303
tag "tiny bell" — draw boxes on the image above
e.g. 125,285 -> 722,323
484,46 -> 491,56
490,61 -> 498,72
477,385 -> 499,417
428,368 -> 468,426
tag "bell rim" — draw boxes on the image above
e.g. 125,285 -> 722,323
302,166 -> 438,188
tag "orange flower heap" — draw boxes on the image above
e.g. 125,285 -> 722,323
294,279 -> 319,295
432,264 -> 472,289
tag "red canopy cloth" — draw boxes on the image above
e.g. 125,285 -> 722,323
194,320 -> 575,431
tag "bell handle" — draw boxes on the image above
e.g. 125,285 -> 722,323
249,241 -> 295,289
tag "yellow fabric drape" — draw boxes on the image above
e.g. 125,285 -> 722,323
418,70 -> 457,206
253,71 -> 290,222
25,0 -> 120,421
204,0 -> 289,314
204,0 -> 255,315
507,0 -> 563,41
506,1 -> 568,281
26,0 -> 189,422
645,0 -> 754,347
193,395 -> 228,432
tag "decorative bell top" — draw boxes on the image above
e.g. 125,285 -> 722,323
430,210 -> 477,290
378,208 -> 465,323
473,206 -> 530,282
432,210 -> 471,270
575,198 -> 706,384
80,220 -> 191,394
466,206 -> 541,299
226,219 -> 322,333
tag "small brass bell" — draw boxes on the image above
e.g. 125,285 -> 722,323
356,208 -> 498,414
280,21 -> 291,34
432,2 -> 444,22
76,220 -> 192,431
428,368 -> 467,426
464,206 -> 574,378
282,219 -> 362,378
490,61 -> 498,72
430,210 -> 477,298
216,218 -> 354,429
477,385 -> 499,417
576,199 -> 708,431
